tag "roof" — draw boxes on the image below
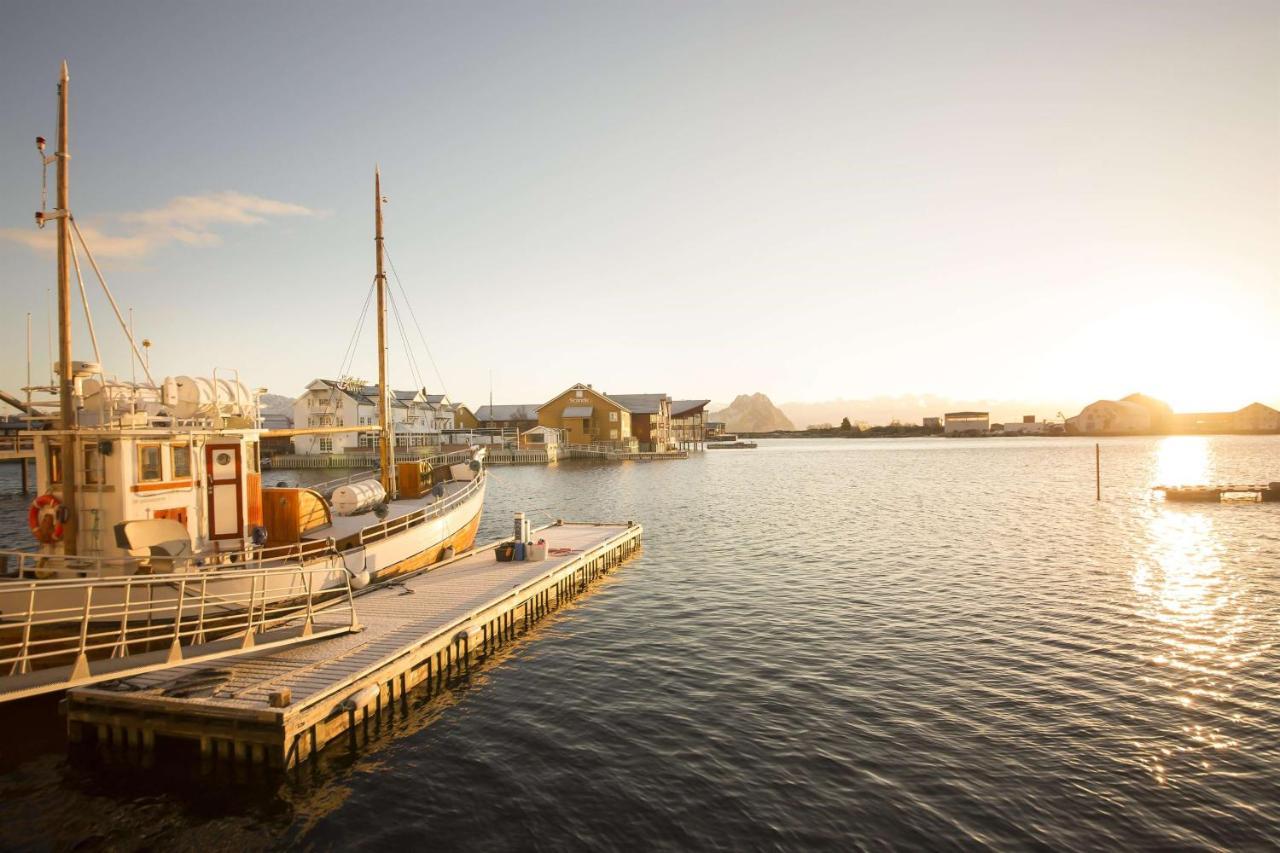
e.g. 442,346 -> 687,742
670,399 -> 711,417
607,394 -> 670,415
475,404 -> 540,422
541,383 -> 631,413
562,406 -> 594,418
944,411 -> 988,419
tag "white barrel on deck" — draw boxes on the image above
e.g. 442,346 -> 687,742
332,480 -> 387,516
170,375 -> 254,420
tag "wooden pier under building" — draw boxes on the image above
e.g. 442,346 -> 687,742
64,520 -> 642,769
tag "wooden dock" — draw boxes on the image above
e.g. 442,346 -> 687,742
1156,483 -> 1280,502
64,520 -> 642,769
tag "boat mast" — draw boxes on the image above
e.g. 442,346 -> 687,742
55,61 -> 78,553
375,167 -> 392,493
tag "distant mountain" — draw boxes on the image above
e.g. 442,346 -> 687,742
712,393 -> 795,433
258,393 -> 295,416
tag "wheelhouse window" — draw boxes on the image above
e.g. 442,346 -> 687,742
48,444 -> 62,484
83,444 -> 101,485
138,444 -> 164,482
172,444 -> 191,478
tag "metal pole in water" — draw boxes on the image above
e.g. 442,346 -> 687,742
1095,443 -> 1100,501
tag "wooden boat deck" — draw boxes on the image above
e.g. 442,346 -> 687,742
66,520 -> 643,768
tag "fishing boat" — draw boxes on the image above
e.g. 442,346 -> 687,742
0,64 -> 486,631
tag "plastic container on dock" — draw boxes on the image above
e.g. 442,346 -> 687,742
514,541 -> 526,561
495,542 -> 516,562
527,540 -> 547,561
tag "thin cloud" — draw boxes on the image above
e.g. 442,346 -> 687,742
0,191 -> 315,259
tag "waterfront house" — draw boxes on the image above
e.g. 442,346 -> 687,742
671,400 -> 711,449
607,394 -> 672,451
453,404 -> 479,430
474,404 -> 541,433
519,425 -> 565,449
292,378 -> 453,455
943,411 -> 989,436
259,412 -> 294,457
538,383 -> 634,446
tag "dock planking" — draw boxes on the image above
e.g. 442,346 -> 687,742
65,520 -> 643,769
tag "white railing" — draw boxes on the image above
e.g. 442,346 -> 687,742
358,469 -> 485,546
0,559 -> 358,702
0,538 -> 335,582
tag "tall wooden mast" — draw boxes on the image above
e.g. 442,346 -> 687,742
56,61 -> 78,553
375,167 -> 391,492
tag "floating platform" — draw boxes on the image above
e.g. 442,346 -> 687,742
1155,483 -> 1280,502
64,520 -> 642,769
706,441 -> 757,449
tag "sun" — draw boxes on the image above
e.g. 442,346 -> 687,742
1064,288 -> 1273,413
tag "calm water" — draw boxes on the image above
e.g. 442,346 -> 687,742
0,436 -> 1278,850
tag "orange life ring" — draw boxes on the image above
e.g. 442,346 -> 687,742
28,494 -> 64,544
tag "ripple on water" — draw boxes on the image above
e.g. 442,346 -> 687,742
0,436 -> 1279,849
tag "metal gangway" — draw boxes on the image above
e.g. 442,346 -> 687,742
0,554 -> 359,704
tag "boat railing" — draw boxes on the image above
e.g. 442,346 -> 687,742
0,558 -> 359,703
358,469 -> 484,546
0,538 -> 336,582
0,435 -> 36,454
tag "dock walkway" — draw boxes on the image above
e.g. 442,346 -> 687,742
65,520 -> 642,769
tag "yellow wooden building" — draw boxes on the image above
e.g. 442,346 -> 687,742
538,383 -> 634,446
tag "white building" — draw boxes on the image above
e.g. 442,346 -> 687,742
1002,416 -> 1046,436
944,411 -> 989,435
292,379 -> 455,455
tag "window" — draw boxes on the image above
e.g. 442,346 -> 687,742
83,444 -> 101,485
609,411 -> 618,422
319,436 -> 333,453
48,444 -> 61,484
172,444 -> 191,478
610,429 -> 618,439
583,418 -> 591,431
575,390 -> 584,398
138,444 -> 163,482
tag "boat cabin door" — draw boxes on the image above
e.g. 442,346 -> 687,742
206,443 -> 244,540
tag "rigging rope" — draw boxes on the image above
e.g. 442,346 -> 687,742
67,233 -> 102,366
386,286 -> 426,393
69,216 -> 155,386
383,243 -> 451,401
335,276 -> 377,383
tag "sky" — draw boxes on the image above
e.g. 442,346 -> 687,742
1,1 -> 1277,421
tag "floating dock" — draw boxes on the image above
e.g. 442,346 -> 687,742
1156,483 -> 1280,502
64,520 -> 642,769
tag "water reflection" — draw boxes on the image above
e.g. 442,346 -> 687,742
1135,503 -> 1246,782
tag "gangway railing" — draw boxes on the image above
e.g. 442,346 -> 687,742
0,559 -> 359,703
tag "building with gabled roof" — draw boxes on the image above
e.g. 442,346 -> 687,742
606,393 -> 672,450
291,378 -> 454,455
538,383 -> 635,447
